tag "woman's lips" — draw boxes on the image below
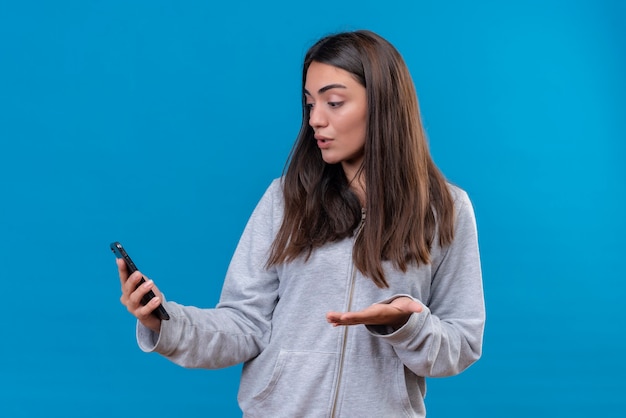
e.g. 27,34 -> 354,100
315,134 -> 332,149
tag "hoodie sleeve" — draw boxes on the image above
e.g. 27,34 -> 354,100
366,189 -> 485,377
136,180 -> 282,369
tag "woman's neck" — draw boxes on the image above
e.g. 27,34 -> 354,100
344,165 -> 366,206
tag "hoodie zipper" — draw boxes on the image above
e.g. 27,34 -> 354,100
330,208 -> 366,418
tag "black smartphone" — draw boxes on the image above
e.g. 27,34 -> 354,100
110,241 -> 170,320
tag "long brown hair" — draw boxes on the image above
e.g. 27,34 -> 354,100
267,30 -> 455,288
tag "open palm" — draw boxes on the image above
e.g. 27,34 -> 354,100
326,297 -> 423,330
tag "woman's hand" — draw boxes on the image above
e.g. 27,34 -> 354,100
117,258 -> 163,333
326,297 -> 423,330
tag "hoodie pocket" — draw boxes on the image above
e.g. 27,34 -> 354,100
249,350 -> 336,417
337,354 -> 422,417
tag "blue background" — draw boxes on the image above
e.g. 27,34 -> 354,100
1,0 -> 624,416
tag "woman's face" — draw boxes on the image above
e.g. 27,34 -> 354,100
304,61 -> 367,181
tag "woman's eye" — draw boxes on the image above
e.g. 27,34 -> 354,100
305,102 -> 314,109
328,101 -> 343,108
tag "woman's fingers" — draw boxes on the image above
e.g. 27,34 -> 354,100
135,295 -> 162,320
117,258 -> 129,283
120,271 -> 142,301
116,260 -> 163,333
326,298 -> 422,327
123,273 -> 153,308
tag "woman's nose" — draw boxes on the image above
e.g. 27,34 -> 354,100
308,106 -> 327,129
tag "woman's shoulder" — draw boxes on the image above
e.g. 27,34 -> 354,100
444,182 -> 478,228
445,182 -> 471,206
255,177 -> 285,210
265,177 -> 284,198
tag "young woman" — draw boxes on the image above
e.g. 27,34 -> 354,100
119,30 -> 485,417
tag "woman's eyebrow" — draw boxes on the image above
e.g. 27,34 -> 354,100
304,83 -> 347,96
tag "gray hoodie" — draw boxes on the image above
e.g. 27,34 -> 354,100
137,178 -> 485,417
